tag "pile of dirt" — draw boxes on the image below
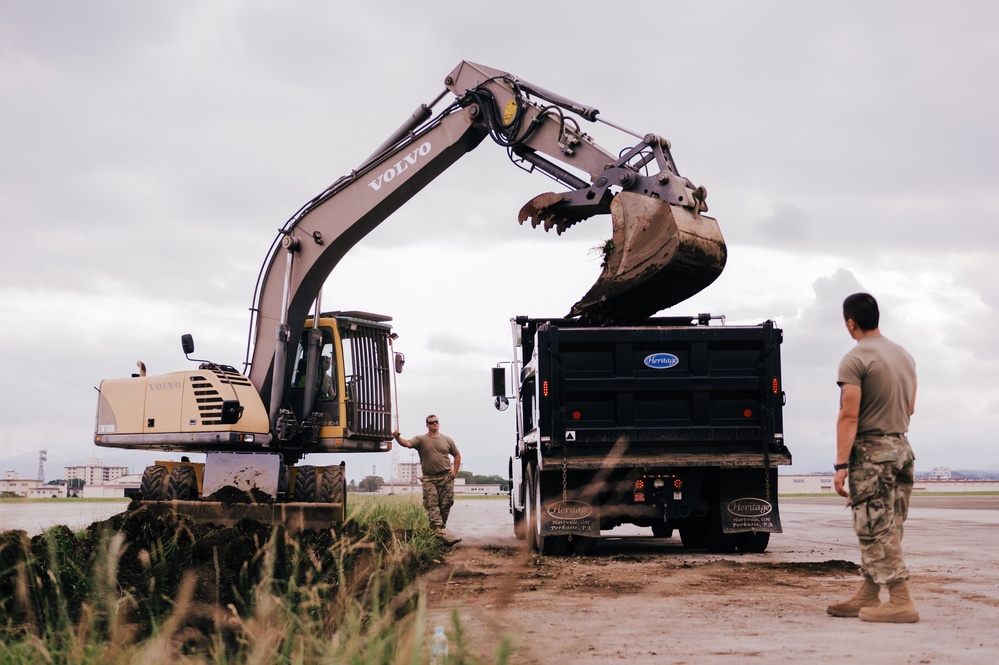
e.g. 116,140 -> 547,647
0,501 -> 417,646
204,485 -> 273,505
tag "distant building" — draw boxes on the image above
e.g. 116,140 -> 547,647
82,473 -> 142,499
1,471 -> 67,498
376,477 -> 504,496
65,457 -> 129,485
928,466 -> 952,480
779,474 -> 999,494
397,461 -> 421,485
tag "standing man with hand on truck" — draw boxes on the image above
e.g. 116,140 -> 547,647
827,293 -> 919,623
393,415 -> 462,543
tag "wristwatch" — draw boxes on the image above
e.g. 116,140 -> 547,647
833,463 -> 849,471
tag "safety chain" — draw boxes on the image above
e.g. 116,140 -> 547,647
764,464 -> 772,503
562,447 -> 571,542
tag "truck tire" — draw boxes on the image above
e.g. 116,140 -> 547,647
140,465 -> 168,501
679,525 -> 708,549
569,536 -> 596,555
651,523 -> 674,539
525,465 -> 539,551
167,465 -> 198,501
513,503 -> 527,540
294,465 -> 317,502
534,468 -> 569,555
705,508 -> 737,554
737,531 -> 770,553
319,465 -> 345,505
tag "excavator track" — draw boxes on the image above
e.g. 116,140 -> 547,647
565,191 -> 727,324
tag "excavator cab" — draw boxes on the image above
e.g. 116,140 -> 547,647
289,311 -> 399,452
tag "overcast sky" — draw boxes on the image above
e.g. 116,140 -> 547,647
2,1 -> 997,482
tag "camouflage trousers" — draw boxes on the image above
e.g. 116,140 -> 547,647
848,433 -> 915,585
422,471 -> 455,532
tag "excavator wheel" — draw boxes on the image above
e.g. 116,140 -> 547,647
167,465 -> 198,501
294,465 -> 318,502
319,465 -> 346,505
140,465 -> 168,501
569,191 -> 727,324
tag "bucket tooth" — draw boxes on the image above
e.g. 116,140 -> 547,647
569,190 -> 727,324
519,191 -> 590,235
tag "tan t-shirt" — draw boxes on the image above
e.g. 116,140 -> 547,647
410,434 -> 459,475
837,335 -> 916,435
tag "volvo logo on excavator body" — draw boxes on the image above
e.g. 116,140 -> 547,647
367,142 -> 433,191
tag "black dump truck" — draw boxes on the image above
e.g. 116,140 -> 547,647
493,314 -> 791,554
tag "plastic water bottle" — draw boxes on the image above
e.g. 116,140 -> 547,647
429,625 -> 449,664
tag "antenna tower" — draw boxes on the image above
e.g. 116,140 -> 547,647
38,450 -> 48,483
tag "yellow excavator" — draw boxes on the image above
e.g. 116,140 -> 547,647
93,61 -> 726,528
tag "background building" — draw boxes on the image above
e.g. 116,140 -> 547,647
397,461 -> 421,485
1,471 -> 67,498
65,457 -> 129,485
778,474 -> 999,494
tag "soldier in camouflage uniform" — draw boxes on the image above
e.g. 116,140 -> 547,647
828,293 -> 919,623
393,415 -> 462,542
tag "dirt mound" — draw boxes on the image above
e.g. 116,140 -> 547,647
204,485 -> 273,505
0,502 -> 416,646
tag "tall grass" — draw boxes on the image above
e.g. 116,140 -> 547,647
0,495 -> 510,664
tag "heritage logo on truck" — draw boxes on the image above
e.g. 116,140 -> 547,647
546,500 -> 593,520
644,352 -> 680,369
726,497 -> 773,517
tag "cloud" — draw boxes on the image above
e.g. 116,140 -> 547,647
2,1 -> 999,482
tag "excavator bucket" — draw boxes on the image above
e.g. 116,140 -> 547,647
566,190 -> 727,324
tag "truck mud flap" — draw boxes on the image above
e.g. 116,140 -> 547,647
540,497 -> 600,538
718,469 -> 782,534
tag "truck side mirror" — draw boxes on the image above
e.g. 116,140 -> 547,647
181,334 -> 195,356
491,367 -> 506,397
492,367 -> 509,411
395,352 -> 406,373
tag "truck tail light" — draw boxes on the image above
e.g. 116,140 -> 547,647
542,380 -> 549,397
772,377 -> 779,394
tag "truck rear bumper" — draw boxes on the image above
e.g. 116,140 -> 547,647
557,451 -> 791,470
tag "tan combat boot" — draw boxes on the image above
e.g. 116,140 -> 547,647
827,579 -> 881,617
859,580 -> 919,623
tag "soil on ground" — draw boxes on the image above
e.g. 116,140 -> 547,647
420,496 -> 999,665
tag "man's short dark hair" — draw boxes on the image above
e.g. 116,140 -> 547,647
843,293 -> 879,331
426,414 -> 437,423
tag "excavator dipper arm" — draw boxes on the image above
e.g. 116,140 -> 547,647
246,61 -> 726,417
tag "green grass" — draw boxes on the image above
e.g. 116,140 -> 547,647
0,494 -> 511,664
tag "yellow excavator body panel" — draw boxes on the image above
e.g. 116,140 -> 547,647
95,368 -> 270,451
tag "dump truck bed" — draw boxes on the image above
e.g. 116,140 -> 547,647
524,316 -> 790,469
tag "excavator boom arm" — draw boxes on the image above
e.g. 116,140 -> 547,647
245,61 -> 726,414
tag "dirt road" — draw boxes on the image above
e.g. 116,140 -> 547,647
424,496 -> 999,664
